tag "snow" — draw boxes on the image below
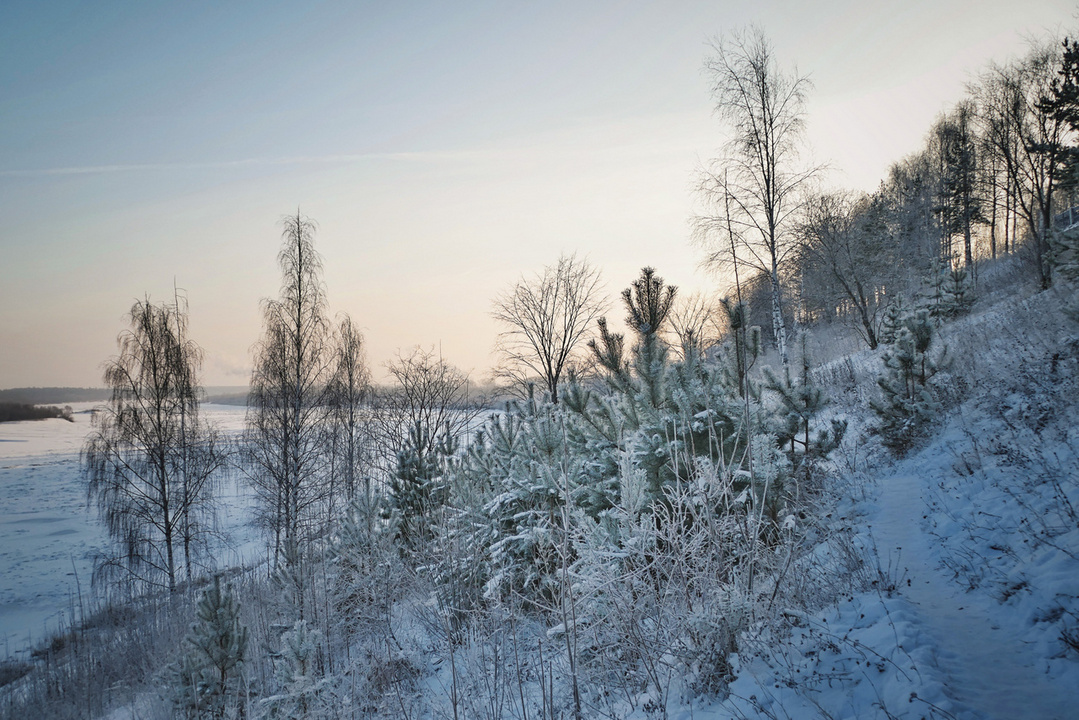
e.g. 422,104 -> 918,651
696,288 -> 1079,719
872,460 -> 1077,719
0,403 -> 258,660
868,400 -> 1079,718
0,404 -> 105,658
6,287 -> 1079,719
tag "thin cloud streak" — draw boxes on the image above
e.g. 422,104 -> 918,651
1,113 -> 710,179
0,152 -> 441,178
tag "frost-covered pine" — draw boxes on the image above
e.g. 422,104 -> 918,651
923,258 -> 974,319
871,309 -> 948,455
748,432 -> 793,529
262,620 -> 329,719
329,496 -> 397,638
172,575 -> 247,719
479,400 -> 579,605
763,332 -> 846,490
940,263 -> 975,317
388,420 -> 455,551
878,293 -> 909,345
718,297 -> 761,398
1051,226 -> 1079,283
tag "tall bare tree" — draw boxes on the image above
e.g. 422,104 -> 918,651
327,314 -> 372,522
372,346 -> 480,465
883,150 -> 943,267
697,27 -> 819,367
84,297 -> 224,592
975,41 -> 1066,288
245,212 -> 332,571
491,254 -> 606,403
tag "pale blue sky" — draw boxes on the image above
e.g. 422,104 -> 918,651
0,0 -> 1072,387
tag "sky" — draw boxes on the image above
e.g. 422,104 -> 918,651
0,0 -> 1073,389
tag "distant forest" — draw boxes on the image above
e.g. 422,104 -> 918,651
0,387 -> 250,405
0,402 -> 74,423
0,387 -> 109,404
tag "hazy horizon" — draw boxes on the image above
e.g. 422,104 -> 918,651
1,0 -> 1072,388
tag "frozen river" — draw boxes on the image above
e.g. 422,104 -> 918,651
0,403 -> 255,659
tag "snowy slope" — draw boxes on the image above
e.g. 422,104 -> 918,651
710,286 -> 1079,719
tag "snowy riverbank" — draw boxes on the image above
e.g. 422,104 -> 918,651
0,404 -> 256,659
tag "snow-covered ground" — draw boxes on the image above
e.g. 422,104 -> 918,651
0,403 -> 256,660
8,289 -> 1079,720
712,288 -> 1079,719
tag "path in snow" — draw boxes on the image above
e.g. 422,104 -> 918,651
870,473 -> 1074,720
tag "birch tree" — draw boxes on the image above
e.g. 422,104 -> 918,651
327,314 -> 372,523
697,27 -> 818,367
245,212 -> 332,571
84,297 -> 224,592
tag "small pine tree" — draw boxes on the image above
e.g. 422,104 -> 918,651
1051,226 -> 1079,283
1052,229 -> 1079,325
263,620 -> 328,718
718,297 -> 760,399
940,264 -> 975,317
172,576 -> 247,719
923,259 -> 974,319
748,432 -> 792,531
763,333 -> 846,494
871,310 -> 948,455
878,294 -> 908,345
329,496 -> 399,640
388,421 -> 456,551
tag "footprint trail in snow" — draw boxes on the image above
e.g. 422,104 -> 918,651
870,473 -> 1075,720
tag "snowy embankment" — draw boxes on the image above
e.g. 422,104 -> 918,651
716,286 -> 1079,719
0,403 -> 256,660
6,287 -> 1078,720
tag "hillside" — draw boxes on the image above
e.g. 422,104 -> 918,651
0,264 -> 1073,720
717,279 -> 1079,719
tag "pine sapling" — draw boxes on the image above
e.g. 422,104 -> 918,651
763,333 -> 846,495
262,620 -> 329,718
1051,226 -> 1079,283
389,421 -> 456,552
923,258 -> 974,320
878,294 -> 908,345
172,575 -> 247,719
871,310 -> 949,455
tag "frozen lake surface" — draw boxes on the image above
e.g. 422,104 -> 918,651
0,403 -> 256,659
